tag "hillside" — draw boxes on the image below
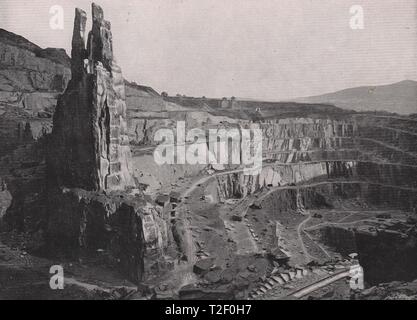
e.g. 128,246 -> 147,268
295,80 -> 417,115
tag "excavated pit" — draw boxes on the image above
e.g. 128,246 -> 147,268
1,3 -> 417,300
316,222 -> 417,286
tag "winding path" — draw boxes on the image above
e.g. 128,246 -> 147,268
296,214 -> 315,262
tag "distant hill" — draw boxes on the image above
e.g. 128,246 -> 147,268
295,80 -> 417,115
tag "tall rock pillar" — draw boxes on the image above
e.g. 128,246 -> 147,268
48,3 -> 135,191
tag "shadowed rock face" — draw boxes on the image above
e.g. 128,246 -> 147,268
48,4 -> 135,191
46,187 -> 169,284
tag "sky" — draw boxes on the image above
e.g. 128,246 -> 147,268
1,0 -> 416,100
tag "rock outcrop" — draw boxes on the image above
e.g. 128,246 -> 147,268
0,177 -> 12,220
0,29 -> 70,163
43,4 -> 169,284
0,29 -> 71,117
318,219 -> 417,285
48,5 -> 135,191
47,188 -> 168,283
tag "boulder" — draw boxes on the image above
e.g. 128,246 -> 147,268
250,201 -> 262,209
155,194 -> 170,207
193,258 -> 215,275
169,191 -> 181,203
204,269 -> 222,283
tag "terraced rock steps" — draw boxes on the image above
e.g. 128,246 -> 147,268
249,267 -> 309,299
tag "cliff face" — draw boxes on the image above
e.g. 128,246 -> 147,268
0,27 -> 164,165
48,6 -> 135,191
0,30 -> 71,160
318,221 -> 417,285
214,160 -> 417,201
47,188 -> 169,283
0,29 -> 71,117
193,114 -> 417,215
129,111 -> 417,203
215,161 -> 357,199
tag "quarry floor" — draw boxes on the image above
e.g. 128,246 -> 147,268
0,170 -> 416,299
151,167 -> 417,300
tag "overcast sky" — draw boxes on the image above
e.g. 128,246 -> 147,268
1,0 -> 416,100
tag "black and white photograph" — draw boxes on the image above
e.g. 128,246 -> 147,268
0,0 -> 417,305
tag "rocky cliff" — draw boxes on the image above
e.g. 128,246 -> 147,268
0,4 -> 170,284
46,5 -> 171,283
0,29 -> 71,163
47,187 -> 168,283
318,220 -> 417,285
0,27 -> 165,160
0,28 -> 71,117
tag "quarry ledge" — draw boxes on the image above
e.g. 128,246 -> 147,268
46,187 -> 167,284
